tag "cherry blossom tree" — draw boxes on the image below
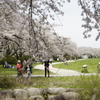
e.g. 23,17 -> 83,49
0,0 -> 100,59
78,0 -> 100,40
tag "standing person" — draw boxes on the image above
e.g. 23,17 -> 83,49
44,58 -> 50,77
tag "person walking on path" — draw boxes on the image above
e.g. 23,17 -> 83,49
16,60 -> 23,71
44,58 -> 50,77
24,60 -> 33,74
16,60 -> 24,77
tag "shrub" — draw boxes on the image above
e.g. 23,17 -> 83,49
81,68 -> 88,73
0,57 -> 6,65
0,55 -> 17,65
19,55 -> 31,61
53,56 -> 58,61
32,58 -> 35,61
0,75 -> 15,89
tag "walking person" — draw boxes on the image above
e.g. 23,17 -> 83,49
16,60 -> 23,75
44,58 -> 50,77
16,60 -> 23,71
16,60 -> 24,82
24,60 -> 33,73
16,60 -> 23,78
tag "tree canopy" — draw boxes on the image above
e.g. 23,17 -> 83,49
0,0 -> 100,59
78,0 -> 100,40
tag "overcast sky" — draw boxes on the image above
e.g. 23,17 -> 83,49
52,0 -> 100,48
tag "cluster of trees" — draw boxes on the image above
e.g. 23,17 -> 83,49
1,29 -> 100,61
0,0 -> 100,61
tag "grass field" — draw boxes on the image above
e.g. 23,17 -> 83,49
53,58 -> 100,73
0,63 -> 53,75
1,58 -> 100,99
0,67 -> 45,75
0,58 -> 100,75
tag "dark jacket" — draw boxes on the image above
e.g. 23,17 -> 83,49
44,60 -> 50,67
24,63 -> 33,73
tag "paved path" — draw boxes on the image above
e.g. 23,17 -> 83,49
12,61 -> 97,77
34,61 -> 97,77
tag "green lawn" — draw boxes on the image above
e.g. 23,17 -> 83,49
53,58 -> 100,73
1,58 -> 100,99
0,63 -> 54,75
0,67 -> 45,75
0,58 -> 100,75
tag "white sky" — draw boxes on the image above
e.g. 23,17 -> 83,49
52,0 -> 100,48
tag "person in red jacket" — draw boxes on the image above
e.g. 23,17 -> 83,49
16,60 -> 23,71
